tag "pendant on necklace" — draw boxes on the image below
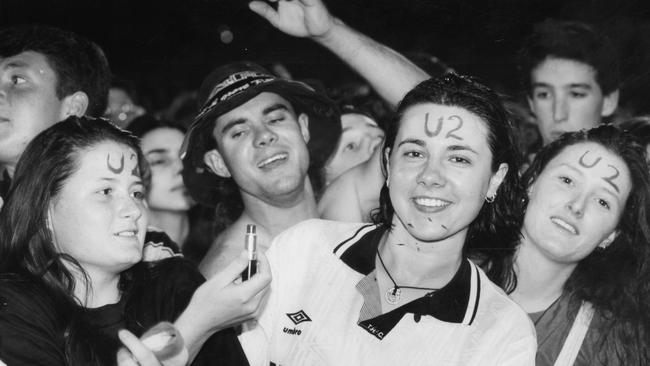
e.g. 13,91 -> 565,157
385,287 -> 401,304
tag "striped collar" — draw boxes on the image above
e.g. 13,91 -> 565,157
333,225 -> 481,339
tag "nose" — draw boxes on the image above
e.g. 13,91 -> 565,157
566,193 -> 586,218
417,158 -> 446,187
553,96 -> 568,123
119,194 -> 143,220
253,125 -> 278,147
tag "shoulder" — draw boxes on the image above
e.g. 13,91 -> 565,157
473,264 -> 535,335
199,224 -> 242,278
0,275 -> 58,317
318,170 -> 365,222
0,275 -> 66,364
272,219 -> 375,252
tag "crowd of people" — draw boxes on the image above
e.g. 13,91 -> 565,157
0,0 -> 649,365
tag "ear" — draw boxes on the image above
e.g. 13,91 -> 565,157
600,89 -> 619,117
297,113 -> 310,144
487,163 -> 509,198
203,149 -> 231,178
59,91 -> 90,119
598,230 -> 618,250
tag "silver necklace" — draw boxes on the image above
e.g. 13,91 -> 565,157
376,248 -> 438,305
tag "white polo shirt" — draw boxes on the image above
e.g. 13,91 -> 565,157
240,219 -> 536,365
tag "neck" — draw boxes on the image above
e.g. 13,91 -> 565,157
69,265 -> 122,308
240,179 -> 318,238
511,234 -> 575,313
380,225 -> 464,289
148,209 -> 189,246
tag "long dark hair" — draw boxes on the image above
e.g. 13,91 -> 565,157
0,116 -> 149,364
521,125 -> 650,364
373,74 -> 526,289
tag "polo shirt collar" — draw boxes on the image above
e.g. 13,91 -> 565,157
336,226 -> 481,339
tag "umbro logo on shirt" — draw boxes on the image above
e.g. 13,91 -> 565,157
286,309 -> 311,325
283,309 -> 311,336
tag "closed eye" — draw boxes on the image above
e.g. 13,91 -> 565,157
570,91 -> 587,98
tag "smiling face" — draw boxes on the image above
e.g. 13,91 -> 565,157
324,113 -> 384,184
203,92 -> 311,205
386,103 -> 507,244
522,142 -> 631,264
141,127 -> 192,212
0,51 -> 69,171
528,57 -> 618,146
49,141 -> 148,276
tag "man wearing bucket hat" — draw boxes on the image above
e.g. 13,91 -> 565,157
182,61 -> 341,277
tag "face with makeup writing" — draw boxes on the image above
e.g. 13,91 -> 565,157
522,142 -> 631,263
49,141 -> 148,275
386,103 -> 507,244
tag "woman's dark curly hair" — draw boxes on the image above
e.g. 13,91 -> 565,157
373,73 -> 526,290
521,125 -> 650,364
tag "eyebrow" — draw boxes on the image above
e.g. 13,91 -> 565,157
397,138 -> 426,148
99,176 -> 144,185
145,148 -> 169,155
341,122 -> 380,132
448,144 -> 478,155
262,103 -> 290,115
3,60 -> 28,69
532,82 -> 593,90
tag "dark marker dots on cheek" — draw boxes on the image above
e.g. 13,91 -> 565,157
441,224 -> 447,230
427,217 -> 432,222
407,223 -> 414,228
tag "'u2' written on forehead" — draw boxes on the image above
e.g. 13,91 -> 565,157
424,113 -> 464,141
578,150 -> 620,193
106,153 -> 140,177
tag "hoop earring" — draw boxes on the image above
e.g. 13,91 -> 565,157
485,194 -> 496,203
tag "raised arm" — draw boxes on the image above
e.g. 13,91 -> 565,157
249,0 -> 429,107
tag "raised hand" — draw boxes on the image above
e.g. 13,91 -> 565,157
249,0 -> 335,39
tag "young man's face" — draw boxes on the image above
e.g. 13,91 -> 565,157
204,92 -> 311,206
528,57 -> 618,146
0,51 -> 68,173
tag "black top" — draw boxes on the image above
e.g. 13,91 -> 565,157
0,257 -> 249,366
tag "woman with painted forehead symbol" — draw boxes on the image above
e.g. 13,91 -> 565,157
238,74 -> 536,365
508,125 -> 650,365
0,116 -> 271,365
